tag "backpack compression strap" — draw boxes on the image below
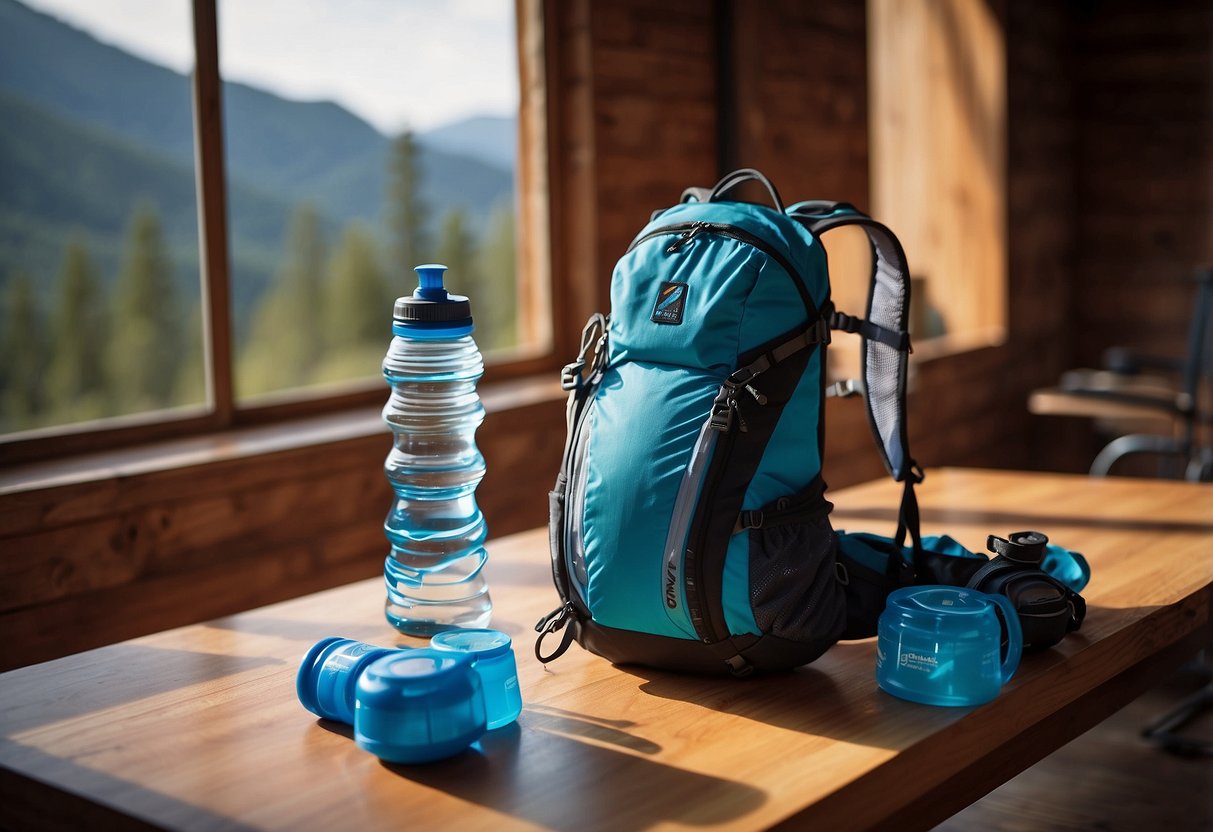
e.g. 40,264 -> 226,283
788,202 -> 924,560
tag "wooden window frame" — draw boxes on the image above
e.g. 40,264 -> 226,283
0,0 -> 569,468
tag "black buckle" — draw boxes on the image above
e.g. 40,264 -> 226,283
987,530 -> 1048,565
813,316 -> 832,345
709,385 -> 736,432
830,310 -> 860,334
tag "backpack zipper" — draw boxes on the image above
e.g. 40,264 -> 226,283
683,413 -> 742,644
627,221 -> 817,318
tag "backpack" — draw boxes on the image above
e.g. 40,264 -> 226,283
535,169 -> 1084,676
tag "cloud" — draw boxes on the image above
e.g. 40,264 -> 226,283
21,0 -> 517,133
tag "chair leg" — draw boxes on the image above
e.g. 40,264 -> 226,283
1142,681 -> 1213,757
1089,434 -> 1185,478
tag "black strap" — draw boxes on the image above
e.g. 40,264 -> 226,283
706,168 -> 785,212
830,308 -> 911,352
788,204 -> 917,485
680,186 -> 712,204
728,319 -> 831,385
894,463 -> 925,565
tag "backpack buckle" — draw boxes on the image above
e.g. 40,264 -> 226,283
560,359 -> 586,391
709,386 -> 737,432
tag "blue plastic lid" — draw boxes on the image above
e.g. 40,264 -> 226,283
392,264 -> 473,337
354,648 -> 486,764
888,585 -> 988,616
296,637 -> 401,724
430,628 -> 513,661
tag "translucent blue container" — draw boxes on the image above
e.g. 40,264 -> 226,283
382,264 -> 492,636
876,586 -> 1022,707
430,628 -> 522,730
296,637 -> 401,724
354,649 -> 486,764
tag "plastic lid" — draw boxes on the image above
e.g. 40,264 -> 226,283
430,628 -> 513,660
392,264 -> 473,335
354,648 -> 486,764
889,585 -> 988,615
295,637 -> 401,724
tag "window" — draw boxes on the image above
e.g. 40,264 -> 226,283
867,0 -> 1007,354
0,0 -> 551,463
0,0 -> 206,436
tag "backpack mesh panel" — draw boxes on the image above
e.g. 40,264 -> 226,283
862,230 -> 911,480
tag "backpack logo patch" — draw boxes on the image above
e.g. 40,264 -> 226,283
651,281 -> 688,325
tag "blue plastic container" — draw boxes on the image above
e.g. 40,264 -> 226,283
876,585 -> 1022,707
296,637 -> 401,724
382,264 -> 493,636
430,628 -> 522,730
354,648 -> 486,764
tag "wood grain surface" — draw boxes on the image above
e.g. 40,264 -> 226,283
1,469 -> 1210,831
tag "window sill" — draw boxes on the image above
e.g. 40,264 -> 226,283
0,374 -> 566,498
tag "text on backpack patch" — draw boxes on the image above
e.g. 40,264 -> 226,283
651,281 -> 689,325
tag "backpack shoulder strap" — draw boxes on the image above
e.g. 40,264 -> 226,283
788,202 -> 924,558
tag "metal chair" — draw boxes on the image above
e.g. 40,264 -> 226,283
1057,268 -> 1213,482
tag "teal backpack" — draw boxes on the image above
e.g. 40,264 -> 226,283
536,169 -> 1085,676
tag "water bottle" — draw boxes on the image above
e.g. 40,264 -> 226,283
382,264 -> 492,635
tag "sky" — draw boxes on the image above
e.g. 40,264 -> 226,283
21,0 -> 519,134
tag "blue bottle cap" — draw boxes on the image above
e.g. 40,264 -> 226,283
392,264 -> 474,338
430,629 -> 521,731
296,637 -> 401,724
354,648 -> 486,764
430,628 -> 513,660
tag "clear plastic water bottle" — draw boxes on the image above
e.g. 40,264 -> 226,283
382,264 -> 492,636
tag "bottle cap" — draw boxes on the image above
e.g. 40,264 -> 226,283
296,637 -> 402,724
430,628 -> 513,660
431,629 -> 522,731
354,648 -> 486,763
392,264 -> 474,338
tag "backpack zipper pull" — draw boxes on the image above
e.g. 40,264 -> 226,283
743,383 -> 768,405
666,222 -> 708,253
534,601 -> 577,663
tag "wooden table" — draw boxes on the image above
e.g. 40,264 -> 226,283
2,469 -> 1211,831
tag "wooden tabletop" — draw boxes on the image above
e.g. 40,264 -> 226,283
2,469 -> 1211,832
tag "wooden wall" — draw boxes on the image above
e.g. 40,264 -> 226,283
4,0 -> 1208,669
0,396 -> 566,670
1071,0 -> 1213,366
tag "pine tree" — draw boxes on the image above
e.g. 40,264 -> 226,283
385,131 -> 430,273
173,301 -> 207,407
473,203 -> 519,352
315,223 -> 390,382
108,202 -> 183,413
46,238 -> 110,421
0,273 -> 47,431
237,204 -> 328,396
435,208 -> 479,300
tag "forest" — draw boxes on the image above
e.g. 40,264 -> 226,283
0,0 -> 518,436
0,131 -> 518,434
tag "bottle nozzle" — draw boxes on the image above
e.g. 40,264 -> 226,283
414,264 -> 448,300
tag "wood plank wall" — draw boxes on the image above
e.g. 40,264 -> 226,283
4,0 -> 1207,669
0,399 -> 566,670
1072,0 -> 1213,365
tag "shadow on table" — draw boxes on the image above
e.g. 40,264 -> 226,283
617,645 -> 953,751
1,644 -> 284,735
0,739 -> 261,832
379,711 -> 766,830
0,738 -> 260,832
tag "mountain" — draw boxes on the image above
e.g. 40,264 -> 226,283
0,0 -> 513,229
420,115 -> 517,171
0,91 -> 305,312
0,0 -> 517,339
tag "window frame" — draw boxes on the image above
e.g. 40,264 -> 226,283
0,0 -> 563,467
